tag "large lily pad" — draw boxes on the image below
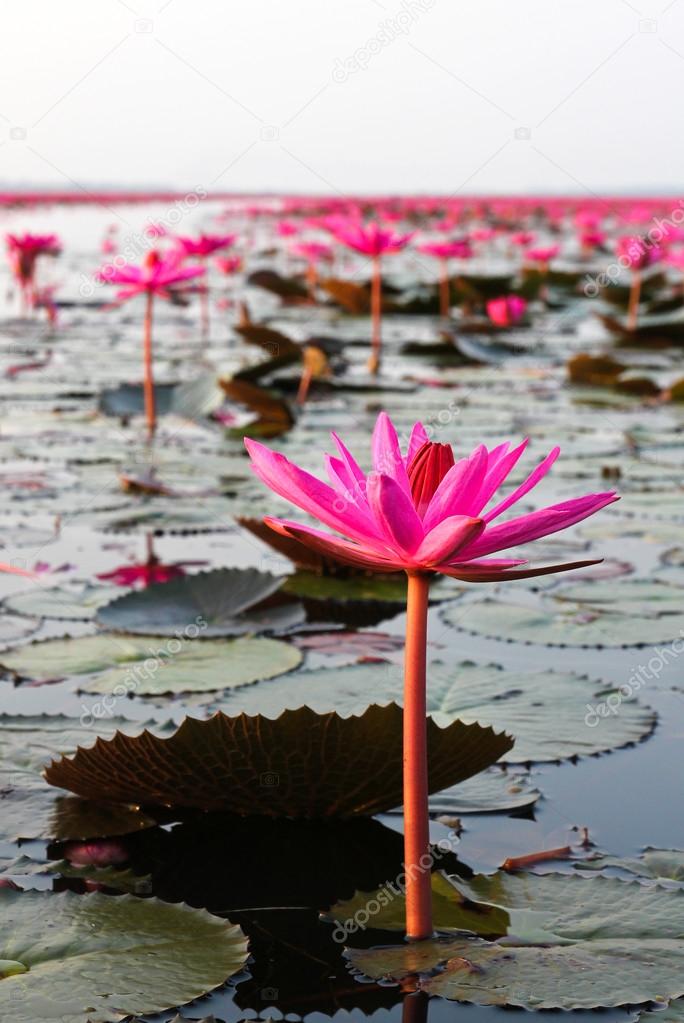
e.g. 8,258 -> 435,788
81,635 -> 302,696
0,632 -> 301,693
555,579 -> 684,615
0,889 -> 248,1022
576,848 -> 684,883
44,706 -> 512,817
96,567 -> 303,636
212,661 -> 654,763
443,594 -> 684,646
344,871 -> 684,1008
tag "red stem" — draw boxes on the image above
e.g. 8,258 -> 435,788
403,570 -> 433,940
143,290 -> 156,440
439,259 -> 450,319
627,270 -> 641,332
200,256 -> 210,340
369,255 -> 382,375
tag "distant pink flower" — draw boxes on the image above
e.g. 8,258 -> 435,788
291,241 -> 334,263
330,220 -> 413,257
524,246 -> 560,264
97,249 -> 204,302
510,231 -> 536,247
245,411 -> 617,582
174,233 -> 235,258
470,228 -> 497,243
416,239 -> 472,260
616,235 -> 663,271
215,255 -> 242,275
6,232 -> 61,307
580,230 -> 606,250
276,220 -> 299,237
97,560 -> 193,587
487,295 -> 527,327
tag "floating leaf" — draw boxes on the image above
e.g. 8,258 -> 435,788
82,636 -> 302,696
429,768 -> 541,815
96,567 -> 303,636
212,661 -> 654,763
45,706 -> 512,817
443,594 -> 684,647
576,848 -> 684,883
0,889 -> 248,1022
555,579 -> 684,615
4,583 -> 121,622
345,871 -> 684,1008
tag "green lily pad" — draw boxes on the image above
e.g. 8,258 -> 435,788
555,579 -> 684,615
0,889 -> 248,1022
443,595 -> 684,647
96,567 -> 303,636
0,631 -> 301,695
576,848 -> 684,883
44,705 -> 512,817
213,661 -> 654,763
429,768 -> 541,814
344,871 -> 684,1008
4,583 -> 122,622
81,635 -> 302,696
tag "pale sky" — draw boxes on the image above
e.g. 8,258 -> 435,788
1,0 -> 683,195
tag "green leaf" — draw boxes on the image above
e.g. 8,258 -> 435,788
4,583 -> 122,622
212,661 -> 654,763
82,636 -> 303,696
429,768 -> 541,814
44,705 -> 512,817
97,567 -> 302,637
345,871 -> 684,1008
442,594 -> 684,647
0,889 -> 248,1022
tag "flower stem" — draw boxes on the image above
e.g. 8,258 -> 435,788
200,256 -> 210,341
627,270 -> 641,332
143,290 -> 156,441
369,255 -> 382,375
403,570 -> 433,940
439,259 -> 450,320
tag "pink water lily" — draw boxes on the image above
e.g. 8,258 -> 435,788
246,412 -> 617,942
98,251 -> 204,438
97,249 -> 204,301
245,412 -> 617,582
487,294 -> 527,328
6,232 -> 61,310
175,233 -> 236,337
416,239 -> 472,318
330,221 -> 413,373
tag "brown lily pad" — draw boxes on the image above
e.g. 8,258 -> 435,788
45,705 -> 512,818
